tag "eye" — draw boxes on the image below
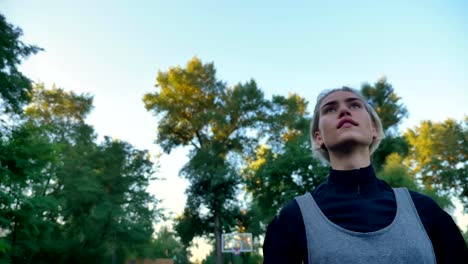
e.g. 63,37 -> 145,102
323,106 -> 336,114
350,102 -> 362,109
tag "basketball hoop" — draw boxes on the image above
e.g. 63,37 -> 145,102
222,232 -> 253,254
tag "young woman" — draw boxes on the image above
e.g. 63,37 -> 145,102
263,87 -> 467,263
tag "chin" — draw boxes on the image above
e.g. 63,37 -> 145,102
327,137 -> 372,151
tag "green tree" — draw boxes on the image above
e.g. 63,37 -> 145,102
25,83 -> 95,143
404,118 -> 467,210
0,13 -> 42,116
28,85 -> 160,263
0,19 -> 45,261
360,77 -> 409,171
173,207 -> 206,249
0,122 -> 61,264
57,137 -> 159,264
1,84 -> 79,262
370,135 -> 409,173
361,77 -> 408,132
243,94 -> 328,232
379,153 -> 418,190
144,57 -> 269,264
360,79 -> 455,209
140,227 -> 189,264
378,153 -> 452,209
1,84 -> 161,263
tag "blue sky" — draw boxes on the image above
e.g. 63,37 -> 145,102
2,0 -> 467,259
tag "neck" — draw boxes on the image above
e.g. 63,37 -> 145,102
328,147 -> 371,170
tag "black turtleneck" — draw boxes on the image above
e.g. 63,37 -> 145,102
263,165 -> 468,264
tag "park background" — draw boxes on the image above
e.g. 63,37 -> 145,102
1,0 -> 467,263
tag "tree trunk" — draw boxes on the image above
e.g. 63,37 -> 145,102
215,211 -> 223,264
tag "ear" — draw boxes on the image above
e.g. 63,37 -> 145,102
314,131 -> 324,148
371,122 -> 378,140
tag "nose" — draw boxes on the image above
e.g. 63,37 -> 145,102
338,104 -> 351,118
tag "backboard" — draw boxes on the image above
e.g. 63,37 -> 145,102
221,232 -> 253,253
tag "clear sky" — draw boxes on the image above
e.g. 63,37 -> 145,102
2,0 -> 467,260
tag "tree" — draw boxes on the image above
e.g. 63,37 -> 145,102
370,135 -> 409,173
378,153 -> 418,190
1,84 -> 74,263
144,57 -> 269,264
404,118 -> 468,210
361,77 -> 408,132
29,85 -> 160,263
243,94 -> 328,232
0,19 -> 44,258
244,132 -> 328,227
360,77 -> 409,171
56,137 -> 159,264
378,153 -> 452,209
0,121 -> 61,264
140,226 -> 189,264
0,13 -> 42,116
1,84 -> 161,263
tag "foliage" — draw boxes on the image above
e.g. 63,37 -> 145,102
404,118 -> 467,210
371,135 -> 409,172
0,121 -> 61,264
378,153 -> 452,210
0,84 -> 161,263
174,208 -> 207,248
243,94 -> 328,231
144,57 -> 269,263
360,77 -> 409,171
0,13 -> 42,115
361,77 -> 408,133
378,153 -> 418,190
244,134 -> 328,227
140,227 -> 189,264
0,16 -> 162,263
1,26 -> 465,262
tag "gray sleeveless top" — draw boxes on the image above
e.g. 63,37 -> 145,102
295,187 -> 436,263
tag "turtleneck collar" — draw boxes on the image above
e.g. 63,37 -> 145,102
327,165 -> 377,187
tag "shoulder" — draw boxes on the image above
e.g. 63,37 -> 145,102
275,196 -> 304,226
268,186 -> 325,231
263,196 -> 307,263
406,189 -> 457,224
264,193 -> 310,243
311,180 -> 329,199
407,189 -> 442,212
277,181 -> 328,220
406,189 -> 459,233
406,189 -> 444,224
408,189 -> 440,207
406,190 -> 468,262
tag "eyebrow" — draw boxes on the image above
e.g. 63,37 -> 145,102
320,97 -> 362,110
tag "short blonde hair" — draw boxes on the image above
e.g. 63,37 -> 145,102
310,87 -> 385,163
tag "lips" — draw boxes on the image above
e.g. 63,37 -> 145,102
337,118 -> 358,129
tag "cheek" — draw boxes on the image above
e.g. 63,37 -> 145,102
318,121 -> 335,142
318,121 -> 328,136
319,116 -> 332,130
365,119 -> 377,139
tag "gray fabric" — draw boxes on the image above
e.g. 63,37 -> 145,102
295,187 -> 436,264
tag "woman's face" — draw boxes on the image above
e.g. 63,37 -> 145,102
314,91 -> 377,152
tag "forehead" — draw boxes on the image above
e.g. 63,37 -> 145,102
319,91 -> 361,107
